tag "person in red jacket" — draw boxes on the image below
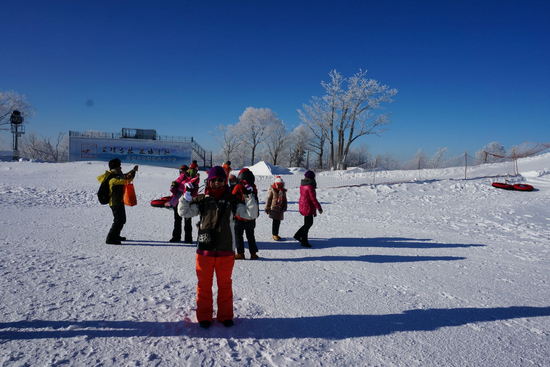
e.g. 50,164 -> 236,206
294,170 -> 322,247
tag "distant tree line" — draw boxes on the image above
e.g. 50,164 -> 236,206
212,69 -> 398,171
8,79 -> 538,169
20,131 -> 69,162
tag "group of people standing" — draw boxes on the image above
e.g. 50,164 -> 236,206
176,162 -> 323,329
171,161 -> 323,253
98,159 -> 323,329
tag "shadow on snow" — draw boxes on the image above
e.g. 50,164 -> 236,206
1,306 -> 548,340
259,236 -> 484,254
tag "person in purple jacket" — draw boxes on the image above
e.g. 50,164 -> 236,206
294,170 -> 323,247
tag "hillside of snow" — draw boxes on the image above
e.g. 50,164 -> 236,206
1,155 -> 549,366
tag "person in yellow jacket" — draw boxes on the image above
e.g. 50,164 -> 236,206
97,158 -> 138,245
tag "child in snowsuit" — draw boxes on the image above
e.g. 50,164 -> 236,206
232,168 -> 260,260
294,170 -> 322,248
265,176 -> 287,241
178,166 -> 259,329
97,158 -> 138,245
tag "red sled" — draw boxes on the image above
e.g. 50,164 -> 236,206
492,182 -> 514,190
150,196 -> 172,207
492,182 -> 534,191
512,184 -> 534,191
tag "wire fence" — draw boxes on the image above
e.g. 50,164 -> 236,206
250,142 -> 550,193
251,165 -> 508,193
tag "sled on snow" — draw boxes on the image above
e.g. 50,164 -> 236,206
511,184 -> 534,191
150,196 -> 172,207
492,182 -> 534,191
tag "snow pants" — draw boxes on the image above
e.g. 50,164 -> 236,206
272,219 -> 281,236
234,220 -> 258,255
107,204 -> 126,242
172,207 -> 182,241
195,254 -> 235,323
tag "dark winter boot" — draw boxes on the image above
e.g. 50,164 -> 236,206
199,321 -> 211,329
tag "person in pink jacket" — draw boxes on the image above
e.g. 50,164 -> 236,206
169,166 -> 200,243
294,170 -> 323,247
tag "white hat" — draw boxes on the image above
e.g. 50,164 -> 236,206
274,176 -> 284,184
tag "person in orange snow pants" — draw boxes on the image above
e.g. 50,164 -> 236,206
177,165 -> 259,329
196,254 -> 235,323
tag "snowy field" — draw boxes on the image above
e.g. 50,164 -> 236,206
1,155 -> 549,366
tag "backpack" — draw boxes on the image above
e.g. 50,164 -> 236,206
98,173 -> 115,205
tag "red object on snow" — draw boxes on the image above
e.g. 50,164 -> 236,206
492,182 -> 514,190
150,196 -> 172,207
512,184 -> 534,191
492,182 -> 535,191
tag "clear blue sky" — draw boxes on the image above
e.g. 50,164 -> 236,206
1,0 -> 549,162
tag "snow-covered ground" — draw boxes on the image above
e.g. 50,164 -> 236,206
1,155 -> 549,366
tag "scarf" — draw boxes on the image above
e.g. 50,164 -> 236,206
272,185 -> 287,207
206,185 -> 227,200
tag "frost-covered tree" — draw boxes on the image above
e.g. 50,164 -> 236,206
299,69 -> 397,170
264,119 -> 289,166
476,142 -> 506,163
20,131 -> 68,162
235,107 -> 280,165
414,149 -> 429,169
431,147 -> 448,168
298,99 -> 328,169
210,124 -> 239,163
346,144 -> 371,168
288,125 -> 311,168
0,90 -> 35,129
374,153 -> 399,171
402,149 -> 429,170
